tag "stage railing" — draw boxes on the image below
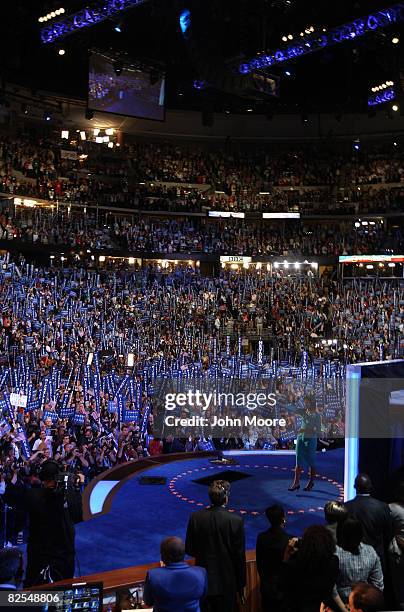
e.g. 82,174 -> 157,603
46,550 -> 261,612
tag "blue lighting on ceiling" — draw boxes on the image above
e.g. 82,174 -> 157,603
193,79 -> 207,90
368,86 -> 396,106
239,3 -> 404,73
40,0 -> 147,43
179,9 -> 191,35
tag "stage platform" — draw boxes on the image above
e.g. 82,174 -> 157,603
75,448 -> 344,575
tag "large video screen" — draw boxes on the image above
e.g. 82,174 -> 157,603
88,53 -> 165,121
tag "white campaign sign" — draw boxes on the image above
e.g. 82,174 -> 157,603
10,393 -> 28,408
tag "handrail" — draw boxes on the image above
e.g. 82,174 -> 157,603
40,550 -> 261,612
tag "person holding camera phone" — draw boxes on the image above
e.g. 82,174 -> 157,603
4,459 -> 83,587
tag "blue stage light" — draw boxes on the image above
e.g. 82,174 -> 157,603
114,24 -> 122,33
40,0 -> 148,43
368,86 -> 396,106
193,79 -> 207,90
179,9 -> 191,35
239,3 -> 404,73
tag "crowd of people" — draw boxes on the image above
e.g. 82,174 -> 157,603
2,474 -> 403,610
1,207 -> 402,257
0,256 -> 401,548
1,135 -> 404,214
0,132 -> 403,611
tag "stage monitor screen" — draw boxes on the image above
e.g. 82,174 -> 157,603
88,53 -> 165,121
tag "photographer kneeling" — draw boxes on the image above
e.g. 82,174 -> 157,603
4,459 -> 83,587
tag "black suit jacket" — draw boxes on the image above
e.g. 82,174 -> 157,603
344,495 -> 393,568
256,527 -> 291,601
185,506 -> 246,597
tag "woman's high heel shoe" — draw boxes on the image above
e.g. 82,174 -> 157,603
303,480 -> 314,491
288,483 -> 300,491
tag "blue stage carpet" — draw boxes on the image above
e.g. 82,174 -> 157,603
75,449 -> 344,575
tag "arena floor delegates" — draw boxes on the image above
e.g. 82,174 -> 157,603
0,256 -> 402,510
0,233 -> 402,608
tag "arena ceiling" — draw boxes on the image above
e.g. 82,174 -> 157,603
2,0 -> 404,116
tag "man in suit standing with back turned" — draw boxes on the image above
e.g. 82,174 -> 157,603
345,473 -> 395,608
185,480 -> 246,612
344,473 -> 392,571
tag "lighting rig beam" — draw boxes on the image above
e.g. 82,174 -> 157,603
239,3 -> 404,73
40,0 -> 149,44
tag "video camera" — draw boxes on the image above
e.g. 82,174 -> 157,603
39,460 -> 82,491
54,471 -> 82,491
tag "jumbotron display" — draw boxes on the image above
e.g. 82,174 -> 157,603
88,52 -> 165,121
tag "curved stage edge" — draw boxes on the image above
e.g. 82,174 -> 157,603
83,451 -> 217,520
78,449 -> 344,574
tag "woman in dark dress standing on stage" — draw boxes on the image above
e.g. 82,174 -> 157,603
288,393 -> 321,491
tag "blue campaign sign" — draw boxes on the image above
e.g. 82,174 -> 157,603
122,409 -> 140,423
60,407 -> 75,419
108,400 -> 117,413
43,410 -> 59,423
73,413 -> 85,425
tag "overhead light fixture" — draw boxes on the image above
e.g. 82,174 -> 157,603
58,48 -> 65,55
105,128 -> 114,135
61,130 -> 69,139
95,136 -> 103,143
114,23 -> 122,33
107,142 -> 114,148
392,104 -> 399,111
80,131 -> 86,140
93,128 -> 100,136
113,61 -> 123,75
392,36 -> 400,44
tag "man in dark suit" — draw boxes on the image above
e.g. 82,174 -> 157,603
256,505 -> 292,611
344,473 -> 393,571
143,537 -> 207,612
185,480 -> 246,612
